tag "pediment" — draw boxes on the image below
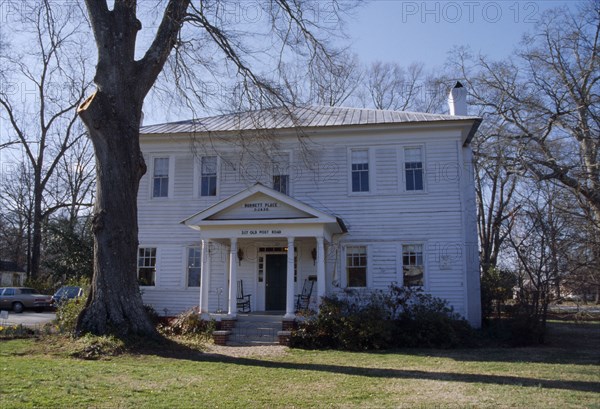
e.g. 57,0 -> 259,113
182,183 -> 341,227
207,192 -> 315,220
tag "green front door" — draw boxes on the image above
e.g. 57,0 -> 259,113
265,254 -> 287,311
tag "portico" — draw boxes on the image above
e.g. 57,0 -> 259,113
182,183 -> 346,319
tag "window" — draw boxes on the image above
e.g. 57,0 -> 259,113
272,154 -> 289,194
346,246 -> 367,287
187,247 -> 201,287
404,147 -> 423,191
152,158 -> 169,198
403,244 -> 424,286
200,156 -> 217,196
351,150 -> 369,192
138,247 -> 157,286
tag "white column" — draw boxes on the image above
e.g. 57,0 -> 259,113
284,237 -> 295,318
199,240 -> 210,317
316,236 -> 326,303
227,238 -> 238,317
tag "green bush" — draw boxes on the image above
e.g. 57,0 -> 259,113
291,284 -> 476,351
55,297 -> 86,334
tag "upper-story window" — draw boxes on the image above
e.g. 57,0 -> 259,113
272,153 -> 289,195
200,156 -> 217,197
152,157 -> 169,198
351,149 -> 369,192
404,147 -> 424,191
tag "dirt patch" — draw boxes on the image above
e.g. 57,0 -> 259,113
204,343 -> 289,358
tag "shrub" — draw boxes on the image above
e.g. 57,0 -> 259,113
55,297 -> 86,334
159,308 -> 215,340
291,284 -> 476,350
0,324 -> 36,339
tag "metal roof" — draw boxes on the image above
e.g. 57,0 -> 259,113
140,105 -> 481,135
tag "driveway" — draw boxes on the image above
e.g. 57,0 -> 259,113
0,310 -> 56,328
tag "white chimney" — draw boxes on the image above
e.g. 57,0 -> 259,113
448,81 -> 467,116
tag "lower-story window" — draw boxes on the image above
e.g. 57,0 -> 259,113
138,247 -> 157,286
187,247 -> 201,287
402,244 -> 424,286
346,246 -> 367,287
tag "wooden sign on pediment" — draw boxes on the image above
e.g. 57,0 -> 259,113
207,192 -> 314,220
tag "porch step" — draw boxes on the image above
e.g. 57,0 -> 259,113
226,315 -> 282,345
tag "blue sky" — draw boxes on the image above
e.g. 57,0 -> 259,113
346,0 -> 580,68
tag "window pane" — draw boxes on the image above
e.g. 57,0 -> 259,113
200,156 -> 217,196
273,175 -> 289,194
187,247 -> 201,287
201,156 -> 217,174
351,150 -> 368,164
403,244 -> 424,286
138,247 -> 157,286
346,246 -> 367,287
153,158 -> 169,198
404,148 -> 423,191
360,170 -> 369,191
351,151 -> 369,192
404,147 -> 422,162
153,158 -> 169,177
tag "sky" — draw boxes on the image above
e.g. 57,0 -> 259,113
138,0 -> 583,124
346,0 -> 580,68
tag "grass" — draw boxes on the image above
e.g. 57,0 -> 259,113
0,321 -> 599,408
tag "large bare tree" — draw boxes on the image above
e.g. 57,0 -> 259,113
457,3 -> 599,233
75,0 -> 353,336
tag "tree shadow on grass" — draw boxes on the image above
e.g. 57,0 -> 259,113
383,321 -> 600,366
128,337 -> 600,395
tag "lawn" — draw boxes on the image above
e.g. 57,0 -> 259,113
0,322 -> 598,408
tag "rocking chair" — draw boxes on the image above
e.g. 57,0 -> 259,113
295,279 -> 314,312
237,280 -> 252,313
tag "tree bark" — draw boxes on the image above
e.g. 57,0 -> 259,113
76,90 -> 155,336
73,0 -> 189,337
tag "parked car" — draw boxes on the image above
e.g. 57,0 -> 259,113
0,287 -> 53,313
51,286 -> 84,306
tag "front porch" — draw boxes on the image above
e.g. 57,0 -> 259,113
182,183 -> 346,321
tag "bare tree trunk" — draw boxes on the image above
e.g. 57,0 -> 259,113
76,91 -> 154,336
30,188 -> 43,280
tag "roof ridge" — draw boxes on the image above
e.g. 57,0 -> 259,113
140,105 -> 480,134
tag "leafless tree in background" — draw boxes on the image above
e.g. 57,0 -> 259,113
360,61 -> 448,113
0,2 -> 91,279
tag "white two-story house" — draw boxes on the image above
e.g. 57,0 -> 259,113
138,83 -> 482,327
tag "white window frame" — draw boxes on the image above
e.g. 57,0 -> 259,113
194,155 -> 220,198
185,246 -> 202,288
149,155 -> 174,199
341,244 -> 371,288
138,246 -> 158,287
400,145 -> 427,193
399,242 -> 427,288
347,148 -> 375,195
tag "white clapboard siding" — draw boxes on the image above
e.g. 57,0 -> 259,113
137,117 -> 480,326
